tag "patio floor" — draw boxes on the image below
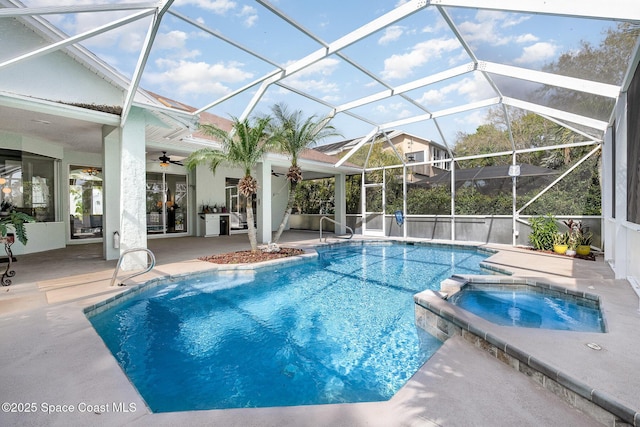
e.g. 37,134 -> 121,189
0,231 -> 638,426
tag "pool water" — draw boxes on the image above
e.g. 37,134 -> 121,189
89,243 -> 489,412
449,287 -> 604,332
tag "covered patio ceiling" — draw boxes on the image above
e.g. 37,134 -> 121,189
1,0 -> 639,166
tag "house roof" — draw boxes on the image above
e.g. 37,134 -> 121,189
314,129 -> 447,157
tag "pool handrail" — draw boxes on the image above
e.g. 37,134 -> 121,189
319,216 -> 354,242
110,248 -> 156,287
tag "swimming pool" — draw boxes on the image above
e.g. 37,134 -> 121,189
88,242 -> 490,412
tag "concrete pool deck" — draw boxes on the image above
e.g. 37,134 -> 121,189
0,231 -> 637,426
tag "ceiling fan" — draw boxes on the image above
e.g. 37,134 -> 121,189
158,151 -> 183,167
271,169 -> 284,177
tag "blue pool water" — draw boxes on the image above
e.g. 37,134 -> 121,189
89,242 -> 489,412
449,287 -> 604,332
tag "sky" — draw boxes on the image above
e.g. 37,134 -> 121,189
19,0 -> 622,146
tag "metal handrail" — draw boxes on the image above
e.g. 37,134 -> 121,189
319,216 -> 354,242
110,248 -> 156,287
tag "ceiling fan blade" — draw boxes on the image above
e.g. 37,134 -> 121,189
159,151 -> 171,163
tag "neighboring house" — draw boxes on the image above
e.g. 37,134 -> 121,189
315,130 -> 451,176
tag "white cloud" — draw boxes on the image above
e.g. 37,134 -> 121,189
381,38 -> 461,80
514,42 -> 558,64
458,10 -> 532,46
155,31 -> 189,51
238,5 -> 258,28
418,89 -> 446,105
378,26 -> 404,45
286,77 -> 340,96
417,73 -> 495,107
278,58 -> 342,99
515,33 -> 539,44
281,59 -> 341,98
174,0 -> 237,15
458,20 -> 510,46
454,110 -> 485,130
322,95 -> 342,103
145,59 -> 253,97
374,103 -> 412,120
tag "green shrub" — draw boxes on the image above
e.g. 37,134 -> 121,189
528,214 -> 558,251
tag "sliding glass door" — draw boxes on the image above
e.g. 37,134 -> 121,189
146,172 -> 188,235
69,165 -> 103,240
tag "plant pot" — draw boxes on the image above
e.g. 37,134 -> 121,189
553,244 -> 568,255
576,245 -> 591,256
566,249 -> 577,257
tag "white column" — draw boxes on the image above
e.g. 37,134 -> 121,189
118,107 -> 148,269
256,160 -> 272,243
334,173 -> 346,235
102,125 -> 121,261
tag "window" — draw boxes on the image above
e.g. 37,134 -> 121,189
431,146 -> 450,170
0,149 -> 56,222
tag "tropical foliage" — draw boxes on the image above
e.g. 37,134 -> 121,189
528,214 -> 559,251
185,116 -> 277,252
0,209 -> 36,245
268,103 -> 340,243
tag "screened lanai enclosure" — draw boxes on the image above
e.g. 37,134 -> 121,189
1,0 -> 640,257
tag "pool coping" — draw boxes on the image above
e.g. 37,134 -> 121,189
84,249 -> 320,317
84,239 -> 498,317
414,275 -> 639,426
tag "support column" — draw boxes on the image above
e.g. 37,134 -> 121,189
118,108 -> 147,269
334,173 -> 346,235
256,160 -> 272,244
102,125 -> 121,261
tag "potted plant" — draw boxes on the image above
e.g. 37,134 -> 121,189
0,209 -> 35,245
553,232 -> 569,255
576,230 -> 593,256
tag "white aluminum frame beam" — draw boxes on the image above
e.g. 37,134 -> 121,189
480,62 -> 620,98
379,97 -> 500,130
335,63 -> 474,113
517,145 -> 602,214
260,0 -> 428,80
429,0 -> 640,21
168,9 -> 283,69
0,2 -> 157,17
503,97 -> 608,131
335,127 -> 380,167
234,0 -> 429,122
121,0 -> 174,125
537,114 -> 603,142
194,70 -> 282,115
0,9 -> 155,70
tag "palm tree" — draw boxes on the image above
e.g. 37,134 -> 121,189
185,116 -> 277,252
269,103 -> 341,243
